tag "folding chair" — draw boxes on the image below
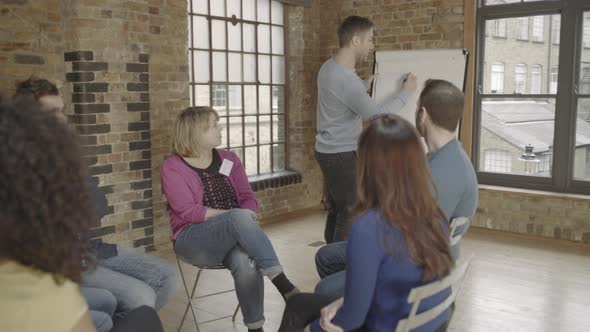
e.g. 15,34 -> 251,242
394,255 -> 473,332
175,255 -> 240,332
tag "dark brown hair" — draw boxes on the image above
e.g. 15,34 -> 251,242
14,76 -> 59,100
338,16 -> 374,48
418,79 -> 464,132
354,114 -> 453,281
0,99 -> 95,283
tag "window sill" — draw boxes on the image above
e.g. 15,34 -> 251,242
479,184 -> 590,201
249,170 -> 302,192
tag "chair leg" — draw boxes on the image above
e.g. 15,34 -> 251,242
232,304 -> 240,322
176,256 -> 200,332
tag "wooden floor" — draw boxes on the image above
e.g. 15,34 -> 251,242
154,211 -> 590,332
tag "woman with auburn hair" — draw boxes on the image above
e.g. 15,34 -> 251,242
161,106 -> 299,332
279,114 -> 453,332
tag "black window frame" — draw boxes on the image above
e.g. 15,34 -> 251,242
187,0 -> 289,177
473,0 -> 590,195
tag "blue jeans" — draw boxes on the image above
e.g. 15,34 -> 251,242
82,246 -> 180,316
315,151 -> 357,243
81,287 -> 116,332
174,208 -> 284,329
314,241 -> 347,301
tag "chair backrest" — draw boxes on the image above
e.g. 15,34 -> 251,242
394,255 -> 473,332
449,216 -> 471,260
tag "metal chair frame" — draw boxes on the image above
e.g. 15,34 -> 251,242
176,255 -> 240,332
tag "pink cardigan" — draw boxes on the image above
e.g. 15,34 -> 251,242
160,149 -> 258,239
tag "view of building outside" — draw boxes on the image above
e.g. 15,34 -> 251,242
479,11 -> 590,180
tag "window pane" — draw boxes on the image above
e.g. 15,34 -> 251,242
484,15 -> 558,95
244,54 -> 256,82
574,99 -> 590,181
271,1 -> 283,25
272,143 -> 285,172
195,85 -> 210,106
243,24 -> 256,53
490,19 -> 506,38
193,51 -> 210,83
228,85 -> 242,115
228,53 -> 242,82
514,64 -> 527,94
531,65 -> 542,94
259,116 -> 271,144
227,0 -> 241,19
257,0 -> 270,23
228,22 -> 241,51
259,144 -> 271,174
211,20 -> 226,49
579,12 -> 590,95
258,24 -> 271,53
211,84 -> 227,115
551,15 -> 560,45
231,147 -> 244,162
243,0 -> 256,21
272,114 -> 285,142
258,115 -> 271,144
210,0 -> 224,16
219,116 -> 229,148
258,55 -> 271,83
229,116 -> 243,148
244,85 -> 257,115
583,12 -> 590,49
271,26 -> 284,54
245,116 -> 257,145
191,0 -> 208,14
259,85 -> 271,114
245,146 -> 258,175
479,98 -> 555,177
212,51 -> 226,81
192,16 -> 209,49
516,17 -> 529,41
490,63 -> 504,94
272,86 -> 284,113
532,16 -> 544,42
272,56 -> 285,84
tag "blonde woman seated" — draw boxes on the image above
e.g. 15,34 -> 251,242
161,106 -> 299,332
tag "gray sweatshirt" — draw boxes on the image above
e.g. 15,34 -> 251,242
315,58 -> 410,153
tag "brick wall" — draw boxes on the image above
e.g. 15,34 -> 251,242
474,188 -> 590,243
0,0 -> 66,96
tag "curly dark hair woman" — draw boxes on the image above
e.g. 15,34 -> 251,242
0,98 -> 96,283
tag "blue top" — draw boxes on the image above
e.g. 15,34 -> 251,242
310,210 -> 451,332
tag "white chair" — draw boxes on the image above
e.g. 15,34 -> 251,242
449,217 -> 471,259
175,254 -> 240,332
394,255 -> 473,332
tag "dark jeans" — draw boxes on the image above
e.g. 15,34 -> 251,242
315,150 -> 357,243
111,306 -> 163,332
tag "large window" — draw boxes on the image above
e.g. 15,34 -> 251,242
475,0 -> 590,194
188,0 -> 286,176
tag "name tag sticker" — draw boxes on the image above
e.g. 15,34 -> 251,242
219,159 -> 234,176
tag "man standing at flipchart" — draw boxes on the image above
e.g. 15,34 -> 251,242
315,15 -> 417,243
